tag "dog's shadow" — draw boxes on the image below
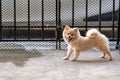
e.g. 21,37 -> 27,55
75,58 -> 110,63
0,43 -> 42,67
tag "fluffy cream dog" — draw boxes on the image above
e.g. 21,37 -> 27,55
62,25 -> 112,61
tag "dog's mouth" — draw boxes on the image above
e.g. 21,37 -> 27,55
67,37 -> 72,42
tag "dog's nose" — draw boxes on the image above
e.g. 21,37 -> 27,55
68,36 -> 71,38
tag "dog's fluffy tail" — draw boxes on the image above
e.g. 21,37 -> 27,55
86,29 -> 100,38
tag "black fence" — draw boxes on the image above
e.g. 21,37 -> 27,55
0,0 -> 120,49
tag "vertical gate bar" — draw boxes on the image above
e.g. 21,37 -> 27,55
14,0 -> 16,40
59,0 -> 61,26
56,0 -> 58,26
85,0 -> 88,31
28,0 -> 30,40
56,0 -> 58,49
0,0 -> 2,41
112,0 -> 115,39
99,0 -> 102,31
116,0 -> 120,49
42,0 -> 44,40
58,0 -> 61,49
72,0 -> 74,27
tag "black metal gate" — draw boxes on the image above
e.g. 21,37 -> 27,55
0,0 -> 120,49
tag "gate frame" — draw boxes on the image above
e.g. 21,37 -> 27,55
0,0 -> 119,49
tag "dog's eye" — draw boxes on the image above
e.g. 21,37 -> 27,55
71,34 -> 73,36
67,33 -> 70,35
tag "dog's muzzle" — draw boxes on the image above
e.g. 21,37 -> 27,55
67,37 -> 72,42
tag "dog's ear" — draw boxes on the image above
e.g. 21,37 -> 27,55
73,27 -> 78,32
64,25 -> 70,30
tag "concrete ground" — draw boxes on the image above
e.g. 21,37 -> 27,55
0,48 -> 120,80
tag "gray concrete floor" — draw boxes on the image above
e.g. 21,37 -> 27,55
0,48 -> 120,80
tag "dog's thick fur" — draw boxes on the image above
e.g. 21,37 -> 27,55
62,25 -> 112,61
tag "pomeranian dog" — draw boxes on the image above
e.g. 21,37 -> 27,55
62,25 -> 112,61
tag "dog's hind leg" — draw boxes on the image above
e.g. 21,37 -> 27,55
100,52 -> 106,58
106,51 -> 112,60
96,47 -> 112,60
102,50 -> 112,60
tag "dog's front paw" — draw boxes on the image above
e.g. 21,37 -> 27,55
62,57 -> 68,60
100,55 -> 105,58
70,59 -> 76,62
108,57 -> 112,61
